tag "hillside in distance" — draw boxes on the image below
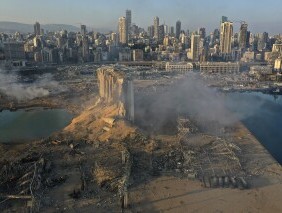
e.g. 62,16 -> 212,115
0,21 -> 80,33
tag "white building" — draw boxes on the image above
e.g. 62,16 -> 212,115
165,62 -> 193,72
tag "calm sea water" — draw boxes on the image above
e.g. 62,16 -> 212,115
226,92 -> 282,164
0,108 -> 72,143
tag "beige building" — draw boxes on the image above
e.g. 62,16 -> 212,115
241,51 -> 255,62
272,44 -> 282,53
274,58 -> 282,71
200,62 -> 240,73
119,17 -> 128,44
220,22 -> 233,54
191,34 -> 200,61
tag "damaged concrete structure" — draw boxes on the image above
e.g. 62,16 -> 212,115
97,66 -> 134,122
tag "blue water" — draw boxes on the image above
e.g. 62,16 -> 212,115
0,108 -> 72,143
227,92 -> 282,164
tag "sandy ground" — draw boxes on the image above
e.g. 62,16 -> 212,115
128,176 -> 282,213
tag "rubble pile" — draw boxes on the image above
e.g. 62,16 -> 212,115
0,152 -> 54,211
152,149 -> 184,173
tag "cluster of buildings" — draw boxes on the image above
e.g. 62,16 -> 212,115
1,12 -> 282,74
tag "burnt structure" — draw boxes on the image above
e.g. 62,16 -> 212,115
97,67 -> 134,122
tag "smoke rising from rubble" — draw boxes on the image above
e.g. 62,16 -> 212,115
135,73 -> 265,134
0,69 -> 66,101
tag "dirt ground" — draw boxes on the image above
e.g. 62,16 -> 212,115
128,176 -> 282,213
1,72 -> 282,212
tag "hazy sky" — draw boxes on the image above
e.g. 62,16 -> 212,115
1,0 -> 282,34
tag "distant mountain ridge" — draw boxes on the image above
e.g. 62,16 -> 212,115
0,21 -> 80,33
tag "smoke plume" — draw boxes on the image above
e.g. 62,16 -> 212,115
134,72 -> 265,134
0,70 -> 66,101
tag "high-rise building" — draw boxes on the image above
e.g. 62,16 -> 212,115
239,23 -> 248,49
258,32 -> 269,51
221,16 -> 228,24
176,20 -> 181,39
163,24 -> 168,35
148,25 -> 154,38
111,33 -> 118,46
191,33 -> 201,61
81,25 -> 87,36
213,29 -> 220,40
119,17 -> 128,44
220,21 -> 233,54
82,37 -> 89,61
125,10 -> 132,29
199,28 -> 206,39
158,25 -> 165,44
34,22 -> 41,36
170,26 -> 174,36
154,17 -> 159,40
246,31 -> 251,48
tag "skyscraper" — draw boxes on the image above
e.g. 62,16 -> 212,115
125,10 -> 132,29
176,20 -> 181,39
170,26 -> 174,36
126,9 -> 132,40
213,29 -> 220,40
220,21 -> 233,54
154,17 -> 159,40
82,37 -> 89,62
239,23 -> 248,49
246,31 -> 251,48
258,32 -> 269,51
163,24 -> 168,35
239,22 -> 248,49
191,33 -> 200,61
81,25 -> 87,36
111,32 -> 118,46
119,17 -> 128,44
221,16 -> 228,24
158,25 -> 165,44
199,28 -> 206,39
148,25 -> 154,38
34,22 -> 41,36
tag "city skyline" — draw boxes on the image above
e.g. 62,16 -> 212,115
1,0 -> 282,34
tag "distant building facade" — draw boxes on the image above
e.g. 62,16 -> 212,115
132,49 -> 143,61
176,20 -> 181,39
220,21 -> 233,54
154,16 -> 159,40
200,62 -> 240,73
4,42 -> 25,60
119,17 -> 128,44
239,23 -> 248,49
34,22 -> 41,36
166,62 -> 193,72
191,33 -> 201,61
